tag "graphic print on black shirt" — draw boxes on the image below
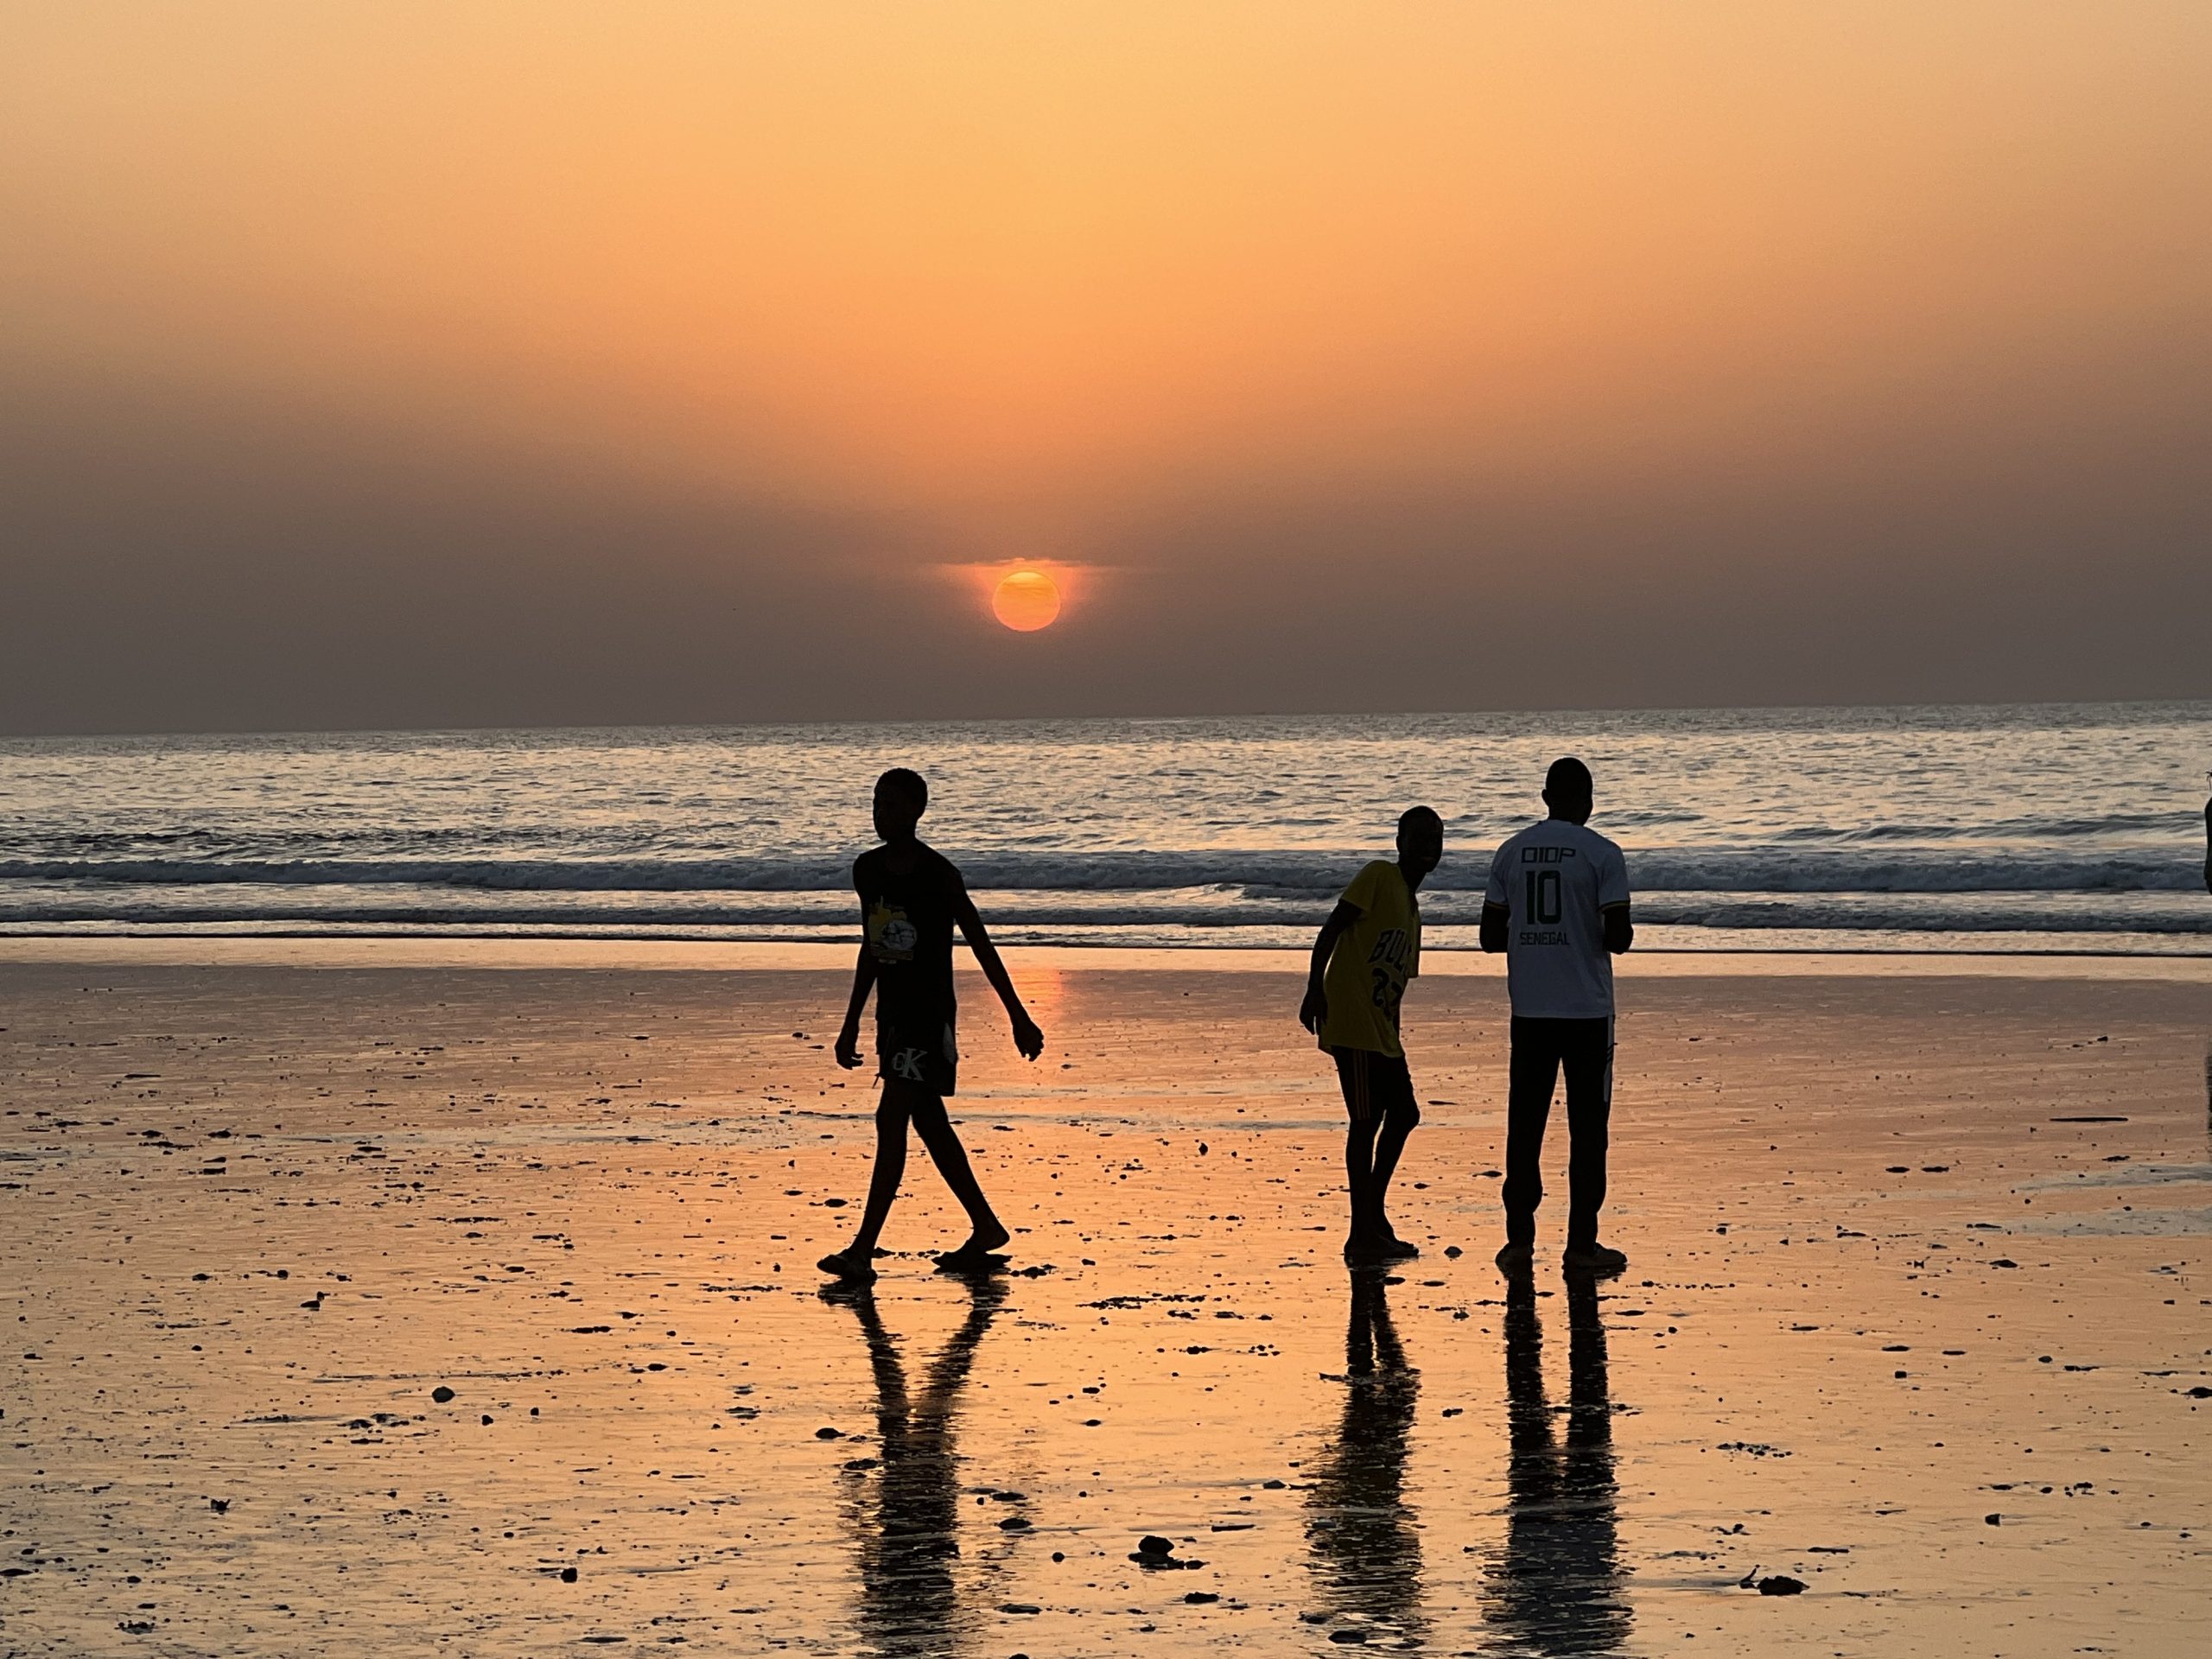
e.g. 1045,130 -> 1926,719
855,842 -> 963,1065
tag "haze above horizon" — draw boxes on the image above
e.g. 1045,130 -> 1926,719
4,3 -> 2209,735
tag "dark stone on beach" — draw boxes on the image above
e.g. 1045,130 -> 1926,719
431,1386 -> 455,1404
1986,1512 -> 2001,1525
482,1414 -> 493,1425
2187,1386 -> 2212,1399
1262,1478 -> 1286,1489
1756,1575 -> 1805,1596
999,1516 -> 1031,1530
1989,1259 -> 2018,1269
208,1498 -> 228,1513
1444,1245 -> 1462,1258
816,1426 -> 842,1440
561,1566 -> 578,1582
1184,1591 -> 1221,1604
999,1603 -> 1041,1614
1132,1535 -> 1203,1569
1329,1631 -> 1370,1644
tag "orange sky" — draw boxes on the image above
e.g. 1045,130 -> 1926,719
3,3 -> 2209,730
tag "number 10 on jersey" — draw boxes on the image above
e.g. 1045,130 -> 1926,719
1525,869 -> 1562,925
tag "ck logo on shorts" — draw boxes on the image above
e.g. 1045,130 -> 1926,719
889,1046 -> 930,1081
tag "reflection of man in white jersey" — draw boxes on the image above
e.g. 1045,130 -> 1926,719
1480,758 -> 1634,1276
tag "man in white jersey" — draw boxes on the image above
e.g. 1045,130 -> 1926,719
1480,757 -> 1634,1276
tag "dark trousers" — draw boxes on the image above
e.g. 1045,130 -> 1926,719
1503,1016 -> 1615,1249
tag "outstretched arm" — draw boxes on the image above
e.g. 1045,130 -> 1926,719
1603,900 -> 1634,954
954,891 -> 1045,1059
1300,899 -> 1362,1033
835,945 -> 877,1069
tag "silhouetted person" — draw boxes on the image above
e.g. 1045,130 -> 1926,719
1482,758 -> 1633,1275
825,1274 -> 1007,1656
2202,772 -> 2210,893
1301,807 -> 1445,1263
1479,1273 -> 1630,1655
1304,1271 -> 1427,1649
820,768 -> 1045,1281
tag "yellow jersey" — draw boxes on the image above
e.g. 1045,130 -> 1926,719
1318,859 -> 1421,1058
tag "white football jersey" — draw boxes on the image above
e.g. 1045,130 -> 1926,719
1484,819 -> 1630,1019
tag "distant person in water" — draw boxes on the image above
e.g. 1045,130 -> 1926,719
1481,758 -> 1634,1277
817,768 -> 1046,1282
1300,806 -> 1445,1264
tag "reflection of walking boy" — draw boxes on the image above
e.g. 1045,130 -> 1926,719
1481,759 -> 1633,1275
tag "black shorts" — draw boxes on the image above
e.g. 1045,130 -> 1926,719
1331,1046 -> 1414,1124
878,1023 -> 958,1096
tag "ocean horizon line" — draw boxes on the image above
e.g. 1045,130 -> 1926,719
6,693 -> 2210,747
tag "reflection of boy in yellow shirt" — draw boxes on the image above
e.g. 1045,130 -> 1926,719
1300,806 -> 1445,1264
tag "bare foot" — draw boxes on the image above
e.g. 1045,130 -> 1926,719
1562,1241 -> 1629,1276
957,1219 -> 1010,1254
817,1248 -> 878,1283
935,1220 -> 1011,1270
1494,1239 -> 1534,1275
1343,1234 -> 1392,1267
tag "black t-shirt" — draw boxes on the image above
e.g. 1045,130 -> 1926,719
855,842 -> 963,1041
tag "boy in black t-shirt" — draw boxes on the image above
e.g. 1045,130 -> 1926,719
817,768 -> 1046,1282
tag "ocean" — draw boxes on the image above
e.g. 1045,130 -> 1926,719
3,702 -> 2208,955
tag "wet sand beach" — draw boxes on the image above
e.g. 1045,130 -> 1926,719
3,947 -> 2208,1656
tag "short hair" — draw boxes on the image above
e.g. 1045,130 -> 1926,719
876,767 -> 929,812
1544,757 -> 1593,798
1398,804 -> 1442,835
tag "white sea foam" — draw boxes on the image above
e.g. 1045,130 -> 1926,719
3,702 -> 2207,950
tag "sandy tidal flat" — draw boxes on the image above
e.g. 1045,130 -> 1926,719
2,953 -> 2209,1656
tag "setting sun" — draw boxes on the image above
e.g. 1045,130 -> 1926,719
991,569 -> 1062,632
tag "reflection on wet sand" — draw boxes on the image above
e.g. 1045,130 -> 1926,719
1480,1274 -> 1630,1655
826,1274 -> 1007,1658
1305,1270 -> 1427,1649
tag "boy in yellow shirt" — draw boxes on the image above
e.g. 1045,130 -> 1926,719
1300,806 -> 1445,1264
